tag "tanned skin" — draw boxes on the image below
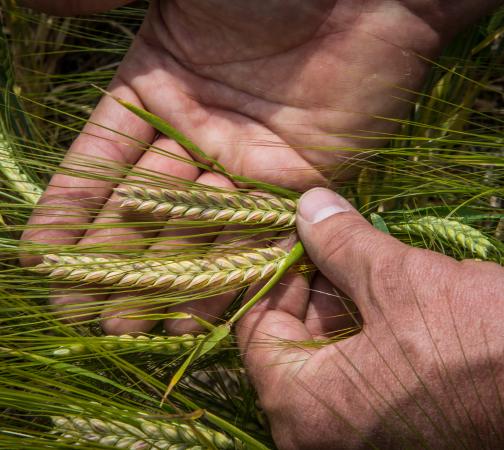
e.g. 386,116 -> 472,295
21,2 -> 504,447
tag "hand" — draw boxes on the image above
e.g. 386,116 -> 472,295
21,0 -> 502,186
21,1 -> 502,335
238,188 -> 504,449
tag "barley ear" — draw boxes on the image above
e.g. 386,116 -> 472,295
33,247 -> 289,292
391,216 -> 498,260
116,186 -> 297,227
52,334 -> 208,357
0,132 -> 42,205
52,414 -> 240,449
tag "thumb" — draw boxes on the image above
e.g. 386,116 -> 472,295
236,273 -> 313,406
296,188 -> 409,316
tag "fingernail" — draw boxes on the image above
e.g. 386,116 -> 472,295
298,188 -> 353,224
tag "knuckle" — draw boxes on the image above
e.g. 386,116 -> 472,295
401,247 -> 456,293
35,189 -> 102,214
318,219 -> 370,263
366,246 -> 415,309
368,243 -> 407,284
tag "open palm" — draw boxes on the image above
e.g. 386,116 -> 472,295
22,0 -> 500,333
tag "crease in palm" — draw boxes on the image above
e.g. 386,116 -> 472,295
23,0 -> 456,335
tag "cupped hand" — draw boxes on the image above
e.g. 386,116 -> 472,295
21,0 -> 502,335
238,188 -> 504,449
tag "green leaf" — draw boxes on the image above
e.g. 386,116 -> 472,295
161,325 -> 230,403
0,347 -> 162,407
102,89 -> 226,172
100,86 -> 299,198
370,213 -> 390,234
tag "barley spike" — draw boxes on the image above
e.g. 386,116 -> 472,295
34,247 -> 288,290
0,132 -> 42,205
52,334 -> 206,357
390,216 -> 497,260
52,414 -> 241,449
116,186 -> 297,227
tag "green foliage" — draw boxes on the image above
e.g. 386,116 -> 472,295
0,1 -> 503,449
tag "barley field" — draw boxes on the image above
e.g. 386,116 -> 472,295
0,2 -> 503,449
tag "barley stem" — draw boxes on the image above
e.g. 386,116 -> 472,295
227,241 -> 305,326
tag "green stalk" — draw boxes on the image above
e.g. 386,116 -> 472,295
0,347 -> 161,406
2,347 -> 269,449
161,242 -> 304,401
227,241 -> 305,326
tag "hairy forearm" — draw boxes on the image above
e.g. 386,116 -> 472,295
21,0 -> 133,16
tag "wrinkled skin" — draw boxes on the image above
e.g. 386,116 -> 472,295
238,189 -> 504,449
21,1 -> 504,448
21,0 -> 501,331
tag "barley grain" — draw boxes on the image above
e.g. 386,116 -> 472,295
116,186 -> 297,227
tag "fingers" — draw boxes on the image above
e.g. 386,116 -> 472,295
101,294 -> 163,335
21,75 -> 155,266
50,282 -> 105,323
237,272 -> 313,401
296,188 -> 410,319
50,138 -> 198,327
78,137 -> 199,250
100,171 -> 225,335
152,172 -> 236,335
304,274 -> 362,339
121,36 -> 326,191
